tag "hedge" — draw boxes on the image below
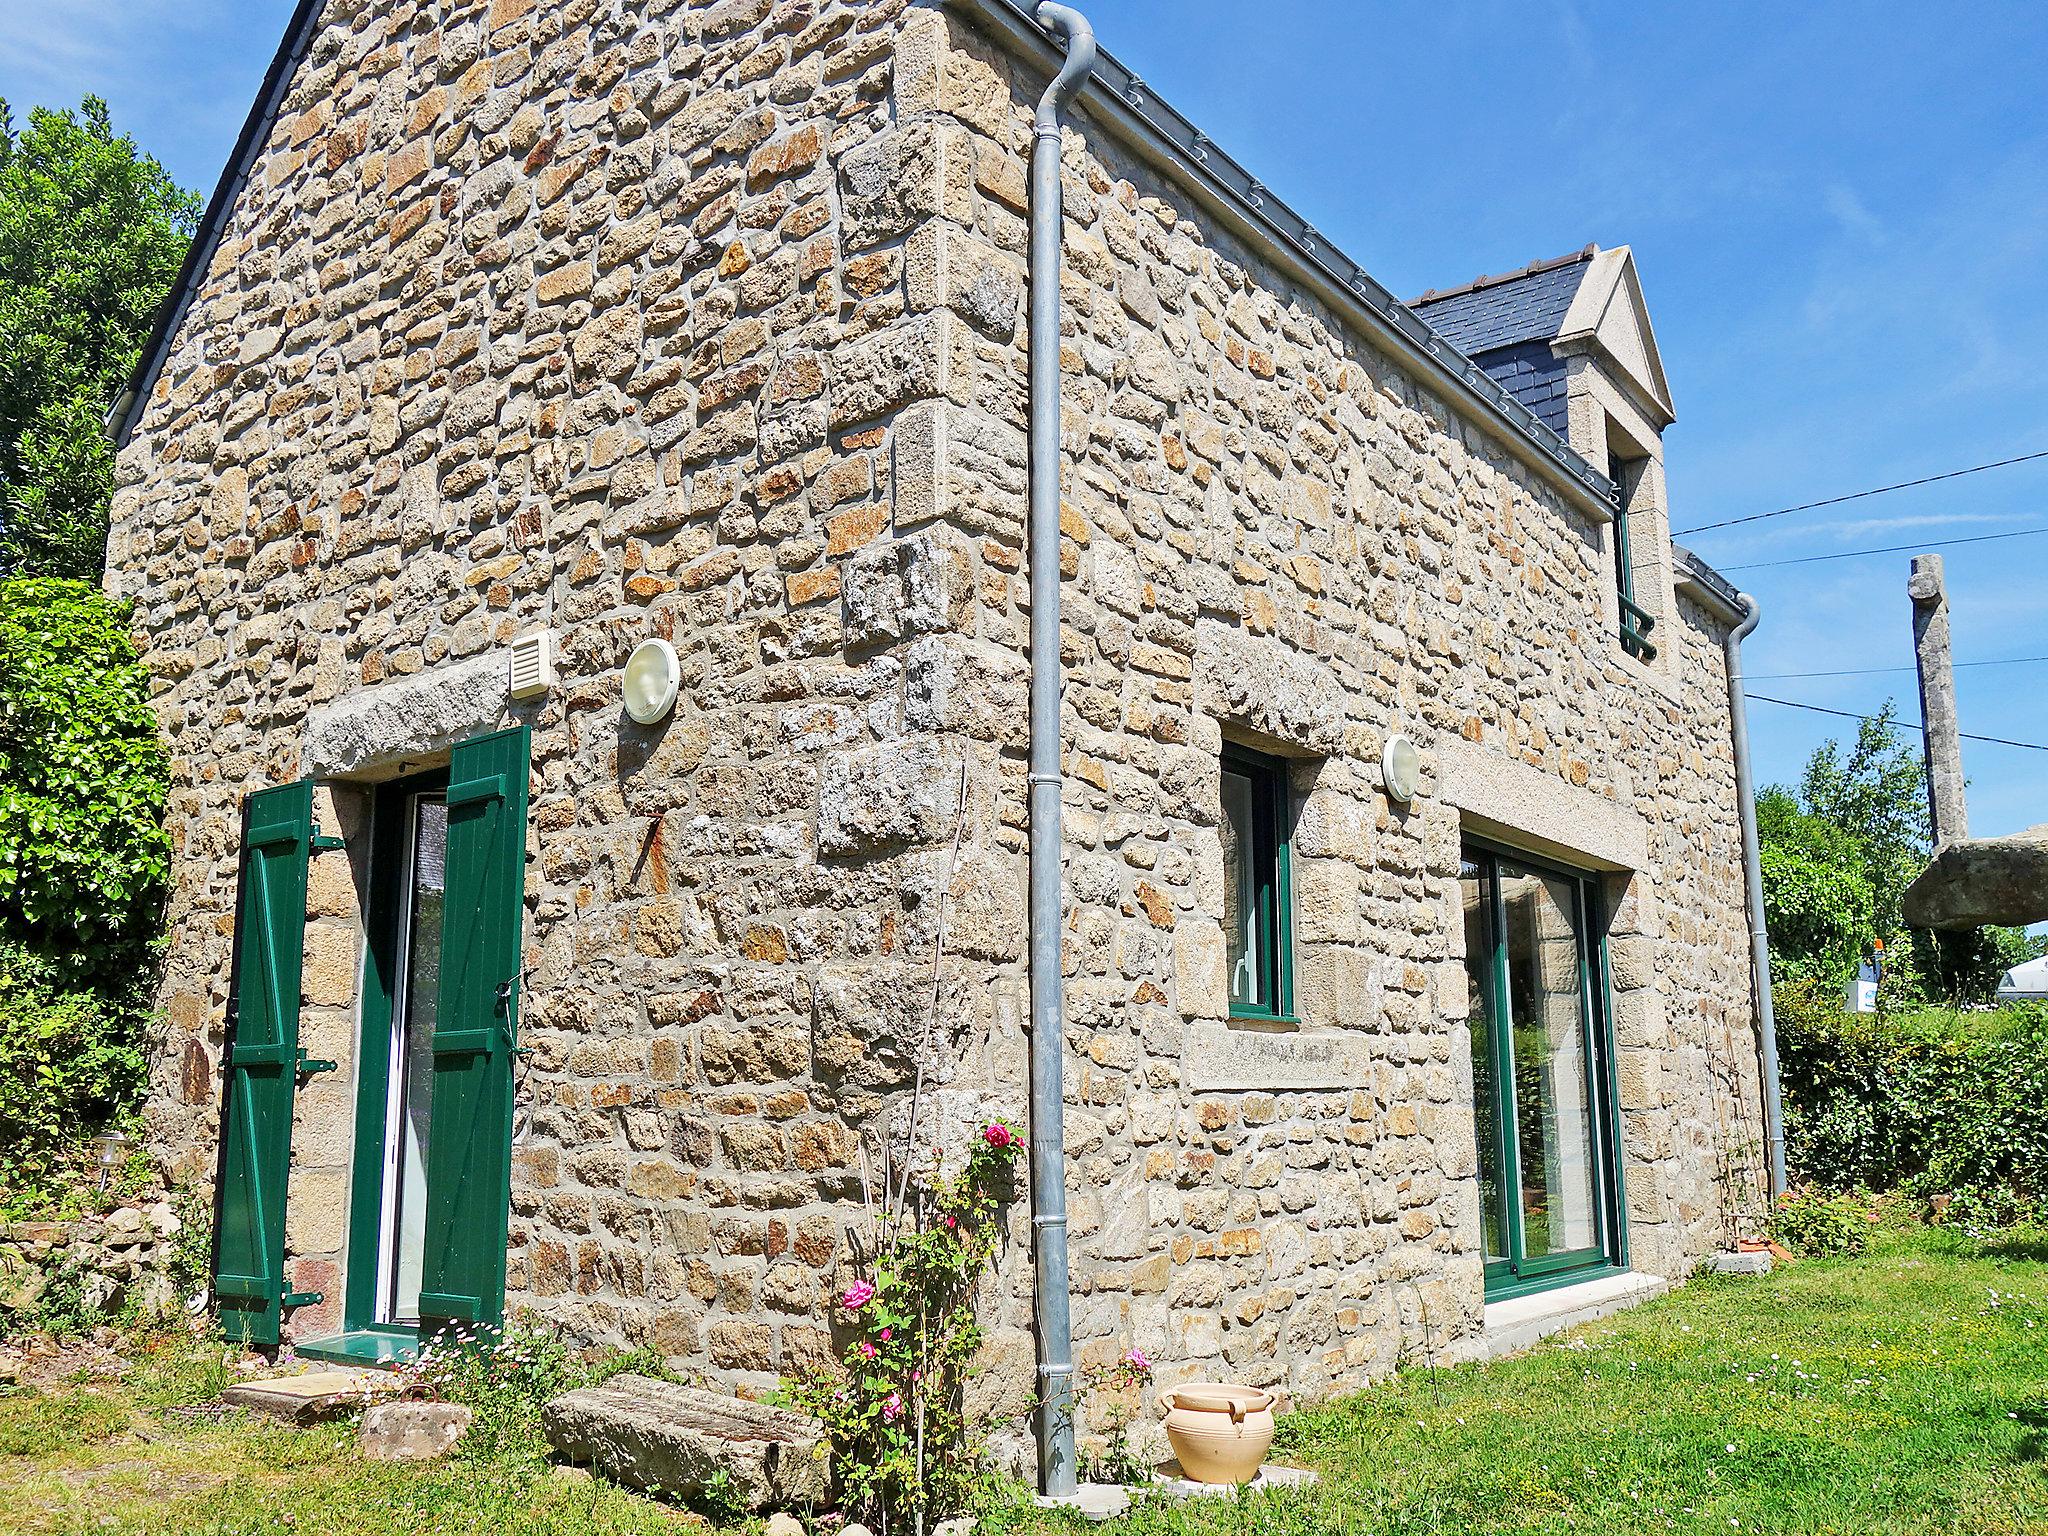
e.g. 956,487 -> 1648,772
1776,981 -> 2048,1206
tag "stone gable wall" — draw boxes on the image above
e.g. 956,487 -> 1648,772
109,0 -> 1763,1438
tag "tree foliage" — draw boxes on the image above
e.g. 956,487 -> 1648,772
0,96 -> 198,578
1758,701 -> 2041,1003
0,578 -> 170,991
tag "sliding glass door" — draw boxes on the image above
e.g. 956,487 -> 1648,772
1462,842 -> 1625,1298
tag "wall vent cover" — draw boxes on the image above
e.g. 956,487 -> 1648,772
507,631 -> 555,700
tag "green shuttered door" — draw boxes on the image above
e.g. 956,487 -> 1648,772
417,725 -> 529,1334
215,780 -> 314,1346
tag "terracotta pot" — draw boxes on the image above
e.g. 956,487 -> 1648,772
1159,1382 -> 1276,1485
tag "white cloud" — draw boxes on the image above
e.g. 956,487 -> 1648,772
1821,183 -> 1887,247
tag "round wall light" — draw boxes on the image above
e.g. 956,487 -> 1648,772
1381,733 -> 1422,804
622,637 -> 680,725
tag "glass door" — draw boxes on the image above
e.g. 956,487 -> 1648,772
1462,842 -> 1623,1297
373,790 -> 447,1327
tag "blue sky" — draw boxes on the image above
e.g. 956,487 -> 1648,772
4,1 -> 2044,836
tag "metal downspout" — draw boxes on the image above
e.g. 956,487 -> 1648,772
1026,0 -> 1094,1500
1726,594 -> 1788,1198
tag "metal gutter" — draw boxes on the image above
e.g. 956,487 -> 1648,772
106,0 -> 330,449
1674,544 -> 1746,624
1024,2 -> 1092,1500
1721,592 -> 1788,1199
944,0 -> 1620,524
1679,542 -> 1790,1201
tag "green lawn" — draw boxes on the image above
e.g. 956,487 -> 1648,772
3,1221 -> 2045,1536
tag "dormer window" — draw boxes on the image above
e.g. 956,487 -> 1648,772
1411,244 -> 1677,675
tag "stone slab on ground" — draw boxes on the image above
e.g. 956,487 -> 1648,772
1482,1270 -> 1670,1360
361,1400 -> 473,1459
220,1368 -> 395,1422
1708,1250 -> 1773,1276
1032,1483 -> 1133,1521
1153,1462 -> 1319,1499
541,1374 -> 827,1510
1033,1466 -> 1318,1522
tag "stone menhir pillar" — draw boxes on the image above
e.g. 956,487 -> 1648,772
1909,553 -> 1968,848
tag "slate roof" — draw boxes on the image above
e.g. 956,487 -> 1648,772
1409,247 -> 1595,357
1458,338 -> 1569,439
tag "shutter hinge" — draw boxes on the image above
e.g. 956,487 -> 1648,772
311,832 -> 345,851
494,979 -> 513,1014
281,1290 -> 325,1309
296,1050 -> 338,1078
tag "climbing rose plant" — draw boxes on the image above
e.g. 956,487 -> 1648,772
782,1120 -> 1022,1526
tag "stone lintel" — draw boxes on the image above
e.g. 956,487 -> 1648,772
304,647 -> 538,779
1181,1021 -> 1371,1092
1439,738 -> 1646,873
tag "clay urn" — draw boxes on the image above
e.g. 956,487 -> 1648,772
1158,1382 -> 1276,1485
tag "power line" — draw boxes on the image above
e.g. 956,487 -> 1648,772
1674,448 -> 2048,536
1719,525 -> 2048,571
1749,655 -> 2048,681
1745,692 -> 2048,752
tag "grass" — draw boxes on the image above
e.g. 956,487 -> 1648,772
2,1219 -> 2044,1535
995,1218 -> 2048,1536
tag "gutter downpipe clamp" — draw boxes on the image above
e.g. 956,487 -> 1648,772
1026,0 -> 1094,1502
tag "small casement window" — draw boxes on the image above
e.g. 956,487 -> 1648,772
1219,744 -> 1293,1021
1610,457 -> 1657,661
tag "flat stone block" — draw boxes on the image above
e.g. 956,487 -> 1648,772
1032,1483 -> 1130,1521
361,1400 -> 473,1459
542,1374 -> 827,1510
1482,1271 -> 1669,1359
220,1369 -> 396,1422
1152,1461 -> 1318,1499
1182,1021 -> 1372,1091
1708,1250 -> 1772,1275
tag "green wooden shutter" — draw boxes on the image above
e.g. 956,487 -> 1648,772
213,780 -> 314,1346
416,725 -> 529,1334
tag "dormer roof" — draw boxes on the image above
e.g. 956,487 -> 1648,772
1412,244 -> 1674,433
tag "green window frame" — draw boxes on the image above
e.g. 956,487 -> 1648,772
1462,839 -> 1628,1301
1221,743 -> 1294,1023
1610,464 -> 1657,661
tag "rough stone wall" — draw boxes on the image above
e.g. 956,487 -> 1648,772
108,0 -> 989,1379
107,0 -> 1762,1434
905,5 -> 1765,1420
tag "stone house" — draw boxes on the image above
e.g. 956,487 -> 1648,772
107,0 -> 1770,1453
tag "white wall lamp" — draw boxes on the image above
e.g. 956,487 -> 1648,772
1381,733 -> 1422,804
622,637 -> 680,725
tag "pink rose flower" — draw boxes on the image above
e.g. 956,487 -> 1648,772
842,1279 -> 876,1310
879,1327 -> 892,1342
883,1391 -> 904,1422
983,1122 -> 1015,1149
858,1341 -> 877,1361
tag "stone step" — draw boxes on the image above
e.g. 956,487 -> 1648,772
220,1368 -> 398,1422
542,1374 -> 827,1510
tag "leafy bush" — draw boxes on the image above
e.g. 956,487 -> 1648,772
781,1120 -> 1023,1526
0,578 -> 170,991
395,1314 -> 663,1467
0,944 -> 143,1206
1776,983 -> 2048,1206
1767,1190 -> 1871,1257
